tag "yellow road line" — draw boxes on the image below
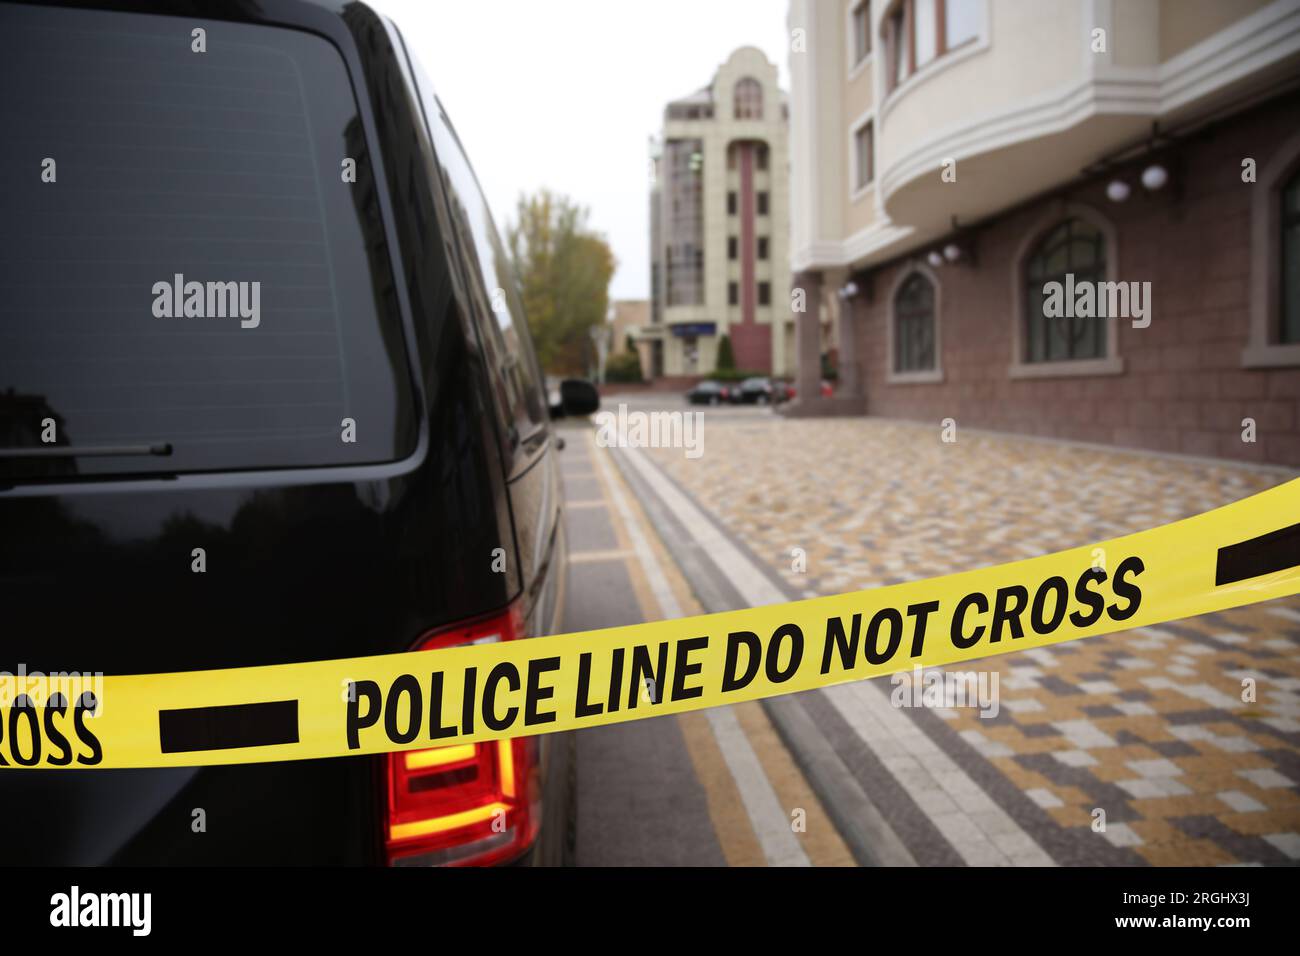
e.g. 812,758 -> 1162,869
676,710 -> 768,866
586,434 -> 787,866
731,700 -> 855,866
597,442 -> 856,865
568,549 -> 634,564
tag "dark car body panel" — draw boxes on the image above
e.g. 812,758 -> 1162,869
685,380 -> 729,405
0,0 -> 570,865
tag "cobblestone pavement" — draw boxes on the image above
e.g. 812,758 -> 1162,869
644,413 -> 1300,865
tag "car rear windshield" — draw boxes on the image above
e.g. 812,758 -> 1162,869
0,6 -> 416,480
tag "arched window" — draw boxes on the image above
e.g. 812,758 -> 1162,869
1244,130 -> 1300,366
1022,218 -> 1107,363
893,271 -> 937,373
734,78 -> 763,120
1283,170 -> 1299,344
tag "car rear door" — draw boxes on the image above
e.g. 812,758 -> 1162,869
0,2 -> 516,864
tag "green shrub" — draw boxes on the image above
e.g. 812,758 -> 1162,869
711,368 -> 767,382
715,334 -> 736,372
605,350 -> 644,384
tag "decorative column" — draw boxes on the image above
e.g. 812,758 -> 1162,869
793,269 -> 822,404
837,291 -> 860,399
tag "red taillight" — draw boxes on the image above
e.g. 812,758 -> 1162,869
384,604 -> 540,867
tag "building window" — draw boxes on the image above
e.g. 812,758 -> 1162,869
728,282 -> 739,306
734,77 -> 763,120
893,272 -> 937,373
1284,170 -> 1300,344
945,0 -> 980,49
852,2 -> 871,66
758,282 -> 771,306
664,139 -> 706,307
914,0 -> 937,70
667,103 -> 714,121
1244,131 -> 1300,367
728,236 -> 738,260
884,2 -> 908,90
757,236 -> 769,260
854,121 -> 874,192
756,143 -> 769,171
727,191 -> 737,216
757,192 -> 769,216
1023,219 -> 1107,363
882,0 -> 981,94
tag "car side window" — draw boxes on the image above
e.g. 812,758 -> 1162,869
406,59 -> 547,465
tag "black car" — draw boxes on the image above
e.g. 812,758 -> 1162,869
730,377 -> 790,405
685,380 -> 731,405
0,0 -> 595,866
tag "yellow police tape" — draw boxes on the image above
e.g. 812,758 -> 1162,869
1,479 -> 1297,769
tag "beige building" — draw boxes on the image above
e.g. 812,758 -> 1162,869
782,0 -> 1300,466
645,47 -> 794,379
608,299 -> 652,372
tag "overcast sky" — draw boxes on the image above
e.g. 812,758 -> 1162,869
367,0 -> 791,301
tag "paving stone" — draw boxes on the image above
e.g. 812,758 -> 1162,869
1019,723 -> 1060,739
1218,791 -> 1265,813
642,415 -> 1300,865
1082,705 -> 1123,718
1236,768 -> 1293,789
1263,833 -> 1300,860
1150,739 -> 1198,758
1103,823 -> 1144,848
1026,788 -> 1064,809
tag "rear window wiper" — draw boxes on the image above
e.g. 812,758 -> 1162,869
0,443 -> 172,460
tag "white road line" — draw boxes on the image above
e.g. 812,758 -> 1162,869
590,442 -> 680,620
590,440 -> 809,867
619,446 -> 786,607
704,706 -> 810,867
619,444 -> 1055,867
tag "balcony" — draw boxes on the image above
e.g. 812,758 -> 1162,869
873,0 -> 1300,247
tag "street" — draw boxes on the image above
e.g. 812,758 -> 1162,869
560,394 -> 1300,866
558,401 -> 852,865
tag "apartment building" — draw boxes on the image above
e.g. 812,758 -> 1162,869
646,47 -> 793,379
785,0 -> 1300,466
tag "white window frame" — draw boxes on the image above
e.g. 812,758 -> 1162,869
878,0 -> 991,121
887,262 -> 945,384
1243,128 -> 1300,368
848,108 -> 876,202
847,0 -> 873,80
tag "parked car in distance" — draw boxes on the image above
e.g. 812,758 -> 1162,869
730,377 -> 792,405
0,0 -> 593,868
685,380 -> 731,405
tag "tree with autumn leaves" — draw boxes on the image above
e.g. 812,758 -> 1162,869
505,190 -> 616,378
